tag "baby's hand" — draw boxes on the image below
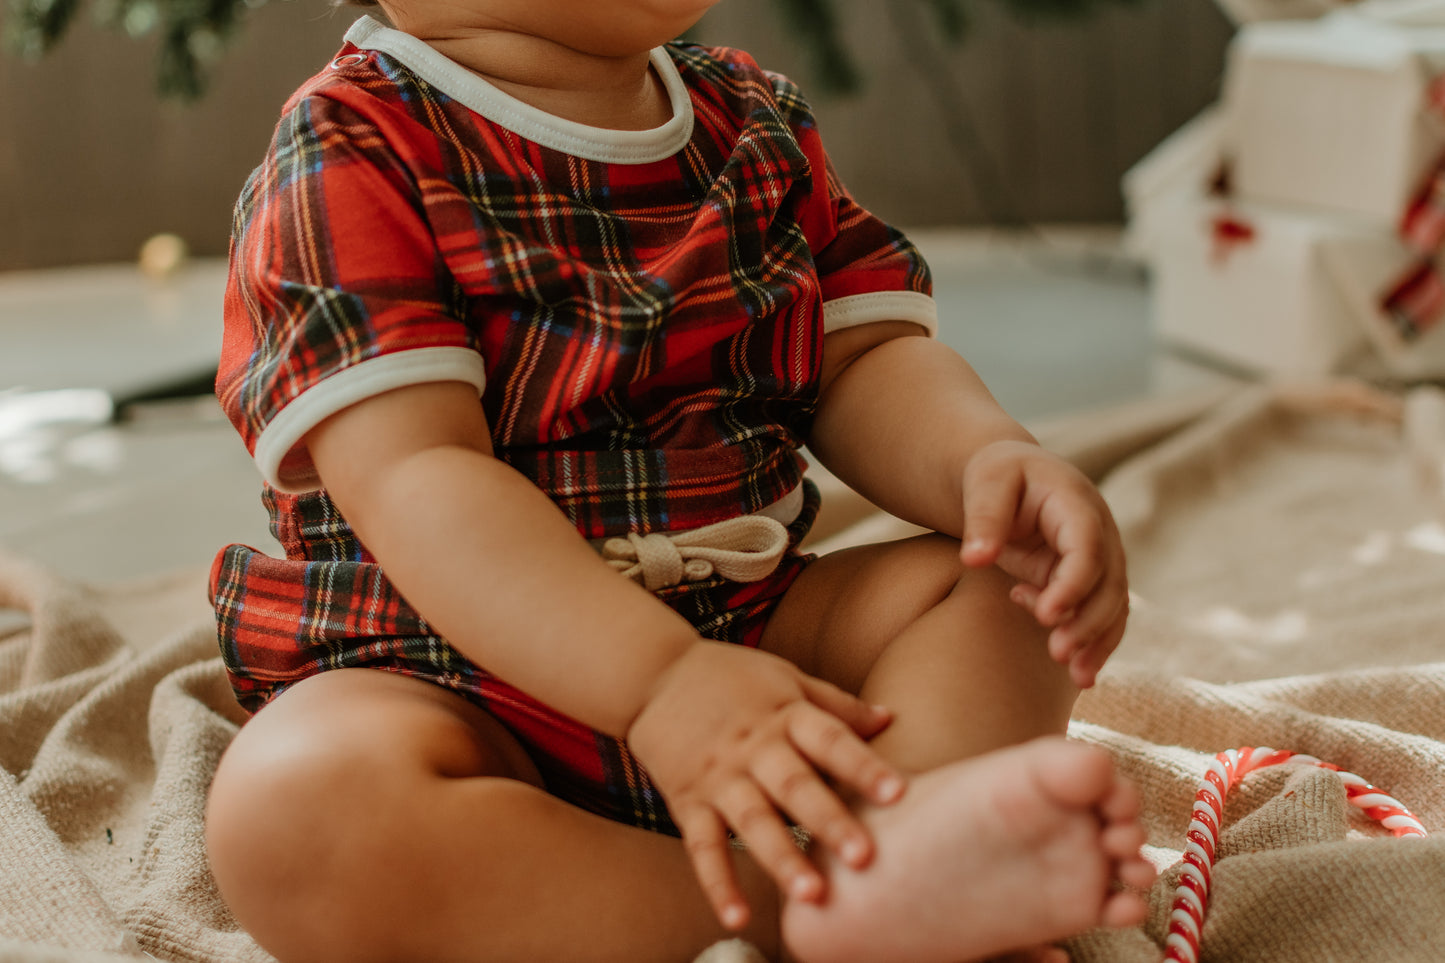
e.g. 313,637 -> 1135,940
958,440 -> 1129,689
626,642 -> 904,931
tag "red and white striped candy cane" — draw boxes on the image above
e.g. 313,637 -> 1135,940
1164,747 -> 1427,963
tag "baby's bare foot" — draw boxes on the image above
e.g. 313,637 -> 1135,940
780,737 -> 1155,963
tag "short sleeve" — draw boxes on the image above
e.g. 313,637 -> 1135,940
217,88 -> 486,493
768,73 -> 937,337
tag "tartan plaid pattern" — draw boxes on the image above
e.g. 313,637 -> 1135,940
212,481 -> 820,834
213,35 -> 928,832
217,34 -> 930,537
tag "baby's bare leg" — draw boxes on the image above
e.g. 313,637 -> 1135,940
206,669 -> 781,963
762,533 -> 1078,771
760,534 -> 1151,963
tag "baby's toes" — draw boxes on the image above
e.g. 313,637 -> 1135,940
1101,821 -> 1145,861
1118,854 -> 1158,891
1097,775 -> 1142,826
1099,889 -> 1150,929
1029,739 -> 1116,810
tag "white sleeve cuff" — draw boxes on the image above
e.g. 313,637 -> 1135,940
254,346 -> 488,493
822,291 -> 938,336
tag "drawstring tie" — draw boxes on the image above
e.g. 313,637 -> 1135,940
600,515 -> 790,591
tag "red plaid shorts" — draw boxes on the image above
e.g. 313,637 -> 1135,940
214,481 -> 819,837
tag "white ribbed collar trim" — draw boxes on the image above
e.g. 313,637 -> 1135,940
344,16 -> 695,164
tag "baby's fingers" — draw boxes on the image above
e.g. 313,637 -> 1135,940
753,743 -> 874,871
1049,586 -> 1129,688
787,698 -> 905,807
722,782 -> 825,903
675,806 -> 750,930
961,456 -> 1025,567
1047,576 -> 1127,655
1008,580 -> 1048,621
1032,526 -> 1106,626
797,673 -> 893,740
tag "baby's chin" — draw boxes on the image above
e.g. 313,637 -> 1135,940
392,0 -> 717,61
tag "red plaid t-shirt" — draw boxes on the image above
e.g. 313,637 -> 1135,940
213,18 -> 935,702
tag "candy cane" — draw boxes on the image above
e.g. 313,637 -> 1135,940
1163,747 -> 1427,963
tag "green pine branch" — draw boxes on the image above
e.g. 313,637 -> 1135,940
6,0 -> 256,98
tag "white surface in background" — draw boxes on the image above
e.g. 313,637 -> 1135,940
0,260 -> 227,397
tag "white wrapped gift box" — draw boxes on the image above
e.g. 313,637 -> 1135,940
1224,12 -> 1445,222
1126,140 -> 1445,378
1140,189 -> 1379,375
1123,107 -> 1226,257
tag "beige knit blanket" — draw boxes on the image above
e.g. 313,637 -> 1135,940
3,382 -> 1443,963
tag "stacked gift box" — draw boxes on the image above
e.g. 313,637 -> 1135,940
1126,0 -> 1445,377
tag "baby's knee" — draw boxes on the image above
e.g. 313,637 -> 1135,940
206,744 -> 307,892
207,700 -> 445,959
904,533 -> 1016,606
889,533 -> 968,595
901,534 -> 1051,650
206,723 -> 376,962
846,532 -> 1023,631
206,672 -> 545,962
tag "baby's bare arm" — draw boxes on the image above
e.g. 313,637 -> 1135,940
809,323 -> 1034,534
810,325 -> 1129,687
307,380 -> 697,735
305,380 -> 903,925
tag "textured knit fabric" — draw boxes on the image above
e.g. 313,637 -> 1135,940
11,388 -> 1445,963
211,20 -> 932,832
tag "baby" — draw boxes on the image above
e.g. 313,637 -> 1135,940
204,1 -> 1157,961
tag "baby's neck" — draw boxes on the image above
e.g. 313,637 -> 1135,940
418,29 -> 671,131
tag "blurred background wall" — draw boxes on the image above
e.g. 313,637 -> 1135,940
0,0 -> 1233,271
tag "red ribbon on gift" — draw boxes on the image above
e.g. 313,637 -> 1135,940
1209,213 -> 1257,265
1384,75 -> 1445,342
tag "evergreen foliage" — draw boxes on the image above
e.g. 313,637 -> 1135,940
4,0 -> 1145,100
